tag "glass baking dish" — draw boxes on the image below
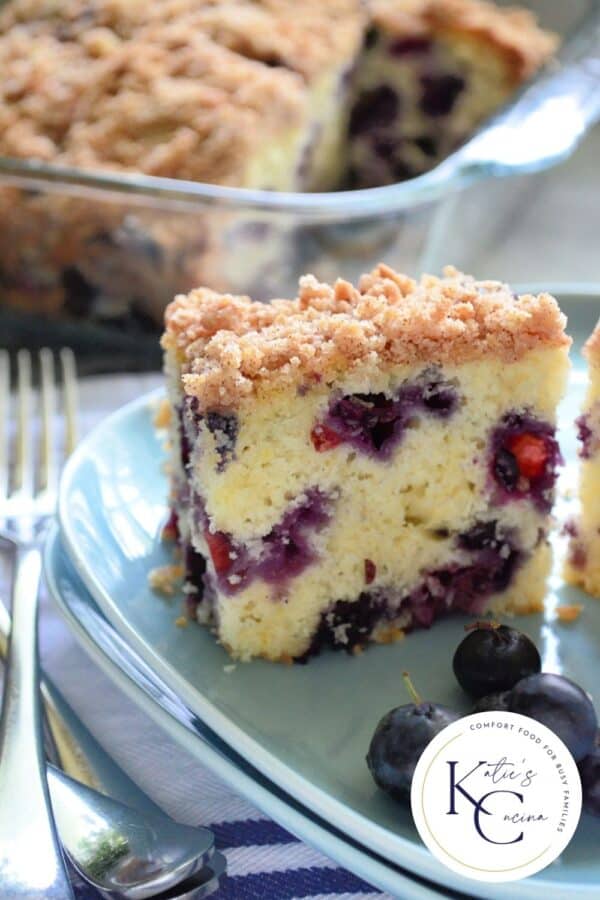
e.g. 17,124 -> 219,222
0,0 -> 595,372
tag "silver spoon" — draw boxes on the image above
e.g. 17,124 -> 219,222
48,765 -> 222,900
0,594 -> 224,900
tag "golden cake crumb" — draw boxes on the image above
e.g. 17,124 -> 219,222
556,604 -> 584,623
175,615 -> 189,627
154,398 -> 172,430
164,264 -> 570,410
149,563 -> 184,595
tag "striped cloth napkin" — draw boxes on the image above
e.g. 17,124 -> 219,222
29,372 -> 392,900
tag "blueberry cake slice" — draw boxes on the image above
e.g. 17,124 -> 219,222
349,0 -> 557,186
565,323 -> 600,596
160,265 -> 569,662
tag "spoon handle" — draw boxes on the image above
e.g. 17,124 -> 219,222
0,546 -> 74,898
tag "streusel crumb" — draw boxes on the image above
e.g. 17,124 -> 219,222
149,563 -> 184,595
164,264 -> 570,410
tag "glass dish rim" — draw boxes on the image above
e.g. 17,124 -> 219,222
0,153 -> 446,221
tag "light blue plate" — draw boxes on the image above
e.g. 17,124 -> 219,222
45,525 -> 457,900
57,292 -> 600,899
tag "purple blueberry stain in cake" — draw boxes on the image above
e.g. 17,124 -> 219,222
256,488 -> 332,584
364,559 -> 376,585
389,36 -> 433,56
179,396 -> 204,470
577,414 -> 594,459
196,488 -> 334,595
182,542 -> 207,618
178,408 -> 192,470
576,407 -> 600,459
489,411 -> 562,513
314,368 -> 460,459
299,520 -> 522,660
348,85 -> 400,136
420,74 -> 465,117
206,411 -> 239,472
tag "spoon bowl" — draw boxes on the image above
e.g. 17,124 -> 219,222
48,764 -> 215,899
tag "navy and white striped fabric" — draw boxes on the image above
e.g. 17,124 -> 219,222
69,818 -> 383,899
29,374 -> 392,900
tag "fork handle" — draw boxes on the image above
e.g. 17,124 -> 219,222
0,546 -> 74,898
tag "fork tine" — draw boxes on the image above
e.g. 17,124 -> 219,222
0,350 -> 9,504
14,349 -> 33,499
60,347 -> 78,457
38,348 -> 56,495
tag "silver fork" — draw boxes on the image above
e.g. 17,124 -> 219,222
0,348 -> 77,899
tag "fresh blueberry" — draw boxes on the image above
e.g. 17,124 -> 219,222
367,675 -> 459,802
509,673 -> 598,762
579,733 -> 600,816
453,623 -> 541,698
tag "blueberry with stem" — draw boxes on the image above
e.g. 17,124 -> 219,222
366,673 -> 459,803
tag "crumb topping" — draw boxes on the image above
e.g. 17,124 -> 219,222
0,19 -> 306,182
371,0 -> 557,82
0,0 -> 555,182
163,264 -> 570,409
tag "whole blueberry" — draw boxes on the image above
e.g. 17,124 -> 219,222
367,702 -> 459,802
509,673 -> 598,762
453,624 -> 541,698
579,733 -> 600,816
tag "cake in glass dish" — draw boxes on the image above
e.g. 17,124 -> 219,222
0,0 -> 557,329
160,264 -> 570,662
565,322 -> 600,597
348,0 -> 557,186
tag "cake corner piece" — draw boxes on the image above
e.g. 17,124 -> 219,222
160,265 -> 570,662
565,321 -> 600,597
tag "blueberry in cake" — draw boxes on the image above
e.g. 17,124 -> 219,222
0,0 -> 556,327
160,264 -> 570,662
565,322 -> 600,596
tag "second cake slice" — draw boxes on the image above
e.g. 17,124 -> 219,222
162,265 -> 570,661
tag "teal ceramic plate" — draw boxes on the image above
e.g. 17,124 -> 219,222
58,292 -> 600,899
45,525 -> 461,899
